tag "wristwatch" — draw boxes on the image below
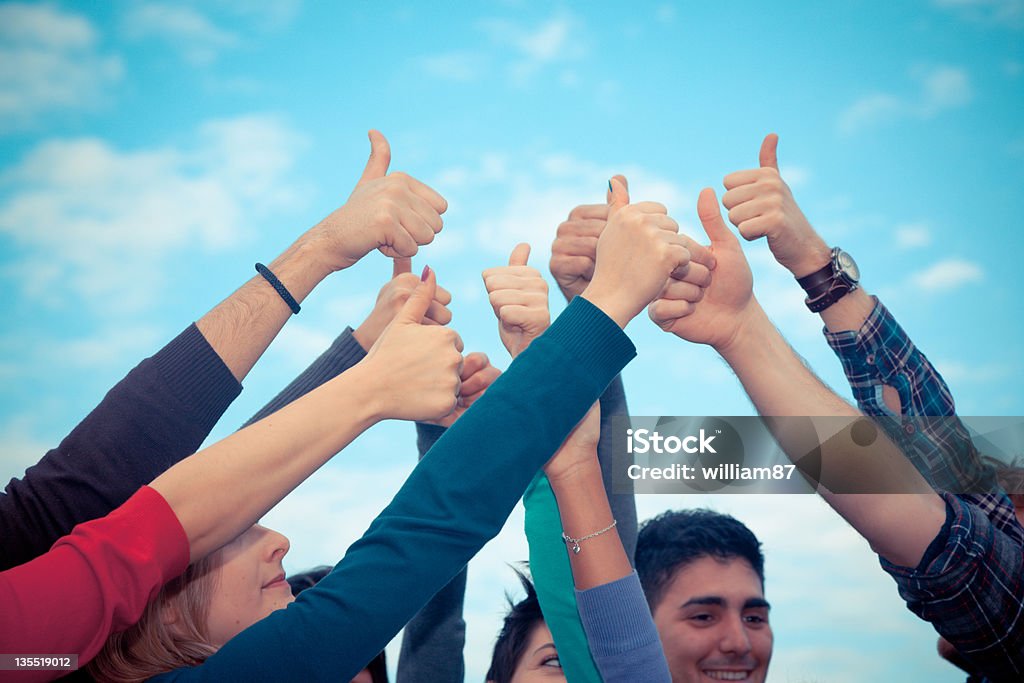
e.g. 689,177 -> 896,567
796,247 -> 860,313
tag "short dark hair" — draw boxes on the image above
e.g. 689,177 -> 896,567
636,508 -> 765,611
486,569 -> 545,683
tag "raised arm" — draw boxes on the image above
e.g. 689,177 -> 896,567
0,131 -> 448,571
243,256 -> 453,427
650,189 -> 1024,681
720,133 -> 994,493
650,187 -> 944,565
0,272 -> 464,675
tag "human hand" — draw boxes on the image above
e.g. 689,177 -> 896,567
648,188 -> 757,352
305,130 -> 448,272
548,175 -> 626,301
581,177 -> 715,328
483,243 -> 550,358
427,351 -> 502,428
352,257 -> 454,350
721,133 -> 831,278
359,266 -> 464,422
543,402 -> 601,484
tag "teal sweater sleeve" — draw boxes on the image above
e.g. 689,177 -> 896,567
154,296 -> 636,683
524,473 -> 603,683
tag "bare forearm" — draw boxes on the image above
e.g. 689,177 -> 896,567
549,460 -> 632,591
819,287 -> 876,334
150,365 -> 379,561
197,236 -> 333,382
717,303 -> 945,567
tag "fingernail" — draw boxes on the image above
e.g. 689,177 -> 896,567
421,265 -> 431,281
608,179 -> 613,193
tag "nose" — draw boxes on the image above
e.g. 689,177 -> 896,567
718,613 -> 753,656
255,525 -> 290,561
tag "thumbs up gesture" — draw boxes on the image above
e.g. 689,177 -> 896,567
358,266 -> 465,422
721,133 -> 831,278
482,243 -> 550,358
581,177 -> 706,329
308,130 -> 449,272
649,188 -> 756,351
351,256 -> 454,351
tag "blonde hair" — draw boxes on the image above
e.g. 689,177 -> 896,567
88,554 -> 221,683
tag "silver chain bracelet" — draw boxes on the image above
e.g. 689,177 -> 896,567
562,519 -> 618,554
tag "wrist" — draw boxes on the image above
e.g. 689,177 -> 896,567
715,301 -> 772,363
341,362 -> 387,426
270,236 -> 334,299
546,451 -> 601,491
788,238 -> 832,279
579,282 -> 632,329
352,315 -> 386,351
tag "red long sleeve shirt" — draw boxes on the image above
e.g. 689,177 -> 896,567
0,486 -> 189,681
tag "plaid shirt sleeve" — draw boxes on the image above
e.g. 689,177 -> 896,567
881,493 -> 1024,682
823,297 -> 1004,496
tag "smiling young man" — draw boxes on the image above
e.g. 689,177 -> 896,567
636,509 -> 771,683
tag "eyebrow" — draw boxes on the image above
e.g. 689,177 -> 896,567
680,596 -> 772,610
532,643 -> 557,657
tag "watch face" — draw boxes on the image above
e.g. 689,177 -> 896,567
836,250 -> 860,282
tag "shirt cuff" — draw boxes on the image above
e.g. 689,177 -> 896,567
151,324 -> 243,434
823,296 -> 915,381
576,571 -> 660,658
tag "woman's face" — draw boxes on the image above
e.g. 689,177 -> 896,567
510,621 -> 565,682
204,524 -> 294,646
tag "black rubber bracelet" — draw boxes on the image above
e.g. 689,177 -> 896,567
255,263 -> 301,314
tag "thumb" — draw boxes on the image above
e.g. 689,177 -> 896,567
397,265 -> 436,323
759,133 -> 779,170
393,256 -> 412,278
605,174 -> 628,203
697,188 -> 736,246
607,176 -> 629,215
508,242 -> 531,267
358,129 -> 392,184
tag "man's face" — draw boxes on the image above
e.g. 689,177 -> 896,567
651,555 -> 772,683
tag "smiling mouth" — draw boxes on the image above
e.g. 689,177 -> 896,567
262,574 -> 287,590
702,671 -> 752,681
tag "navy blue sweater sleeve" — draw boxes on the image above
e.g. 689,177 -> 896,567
154,296 -> 636,683
600,375 -> 637,563
0,324 -> 240,571
240,327 -> 367,429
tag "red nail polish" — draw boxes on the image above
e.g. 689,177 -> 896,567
421,265 -> 431,281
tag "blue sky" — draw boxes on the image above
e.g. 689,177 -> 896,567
1,1 -> 1022,680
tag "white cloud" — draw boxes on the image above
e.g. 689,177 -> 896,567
656,4 -> 678,23
417,12 -> 590,89
122,3 -> 238,65
0,3 -> 123,130
934,0 -> 1024,28
837,94 -> 903,135
433,151 -> 695,265
0,115 -> 307,313
909,258 -> 984,291
894,222 -> 932,249
0,414 -> 56,482
919,65 -> 972,111
780,164 -> 811,190
417,51 -> 488,82
837,66 -> 972,134
931,359 -> 1016,384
